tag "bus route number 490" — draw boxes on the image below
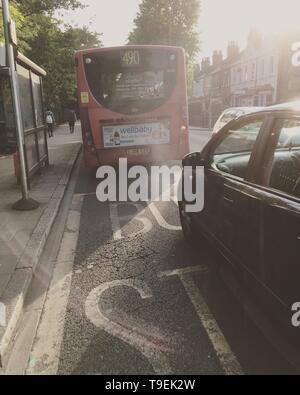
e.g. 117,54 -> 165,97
121,50 -> 140,67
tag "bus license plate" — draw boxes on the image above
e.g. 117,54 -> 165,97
127,148 -> 150,156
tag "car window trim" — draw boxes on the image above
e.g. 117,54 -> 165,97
255,184 -> 300,205
204,113 -> 268,182
206,167 -> 249,184
207,167 -> 300,205
257,113 -> 300,197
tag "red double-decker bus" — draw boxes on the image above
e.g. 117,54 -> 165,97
75,45 -> 190,167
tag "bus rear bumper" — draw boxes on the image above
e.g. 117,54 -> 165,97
84,144 -> 190,168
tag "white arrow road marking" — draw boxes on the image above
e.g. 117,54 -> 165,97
148,202 -> 181,231
85,279 -> 172,375
110,204 -> 123,240
109,203 -> 153,241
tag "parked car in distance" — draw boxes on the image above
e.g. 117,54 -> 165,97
179,102 -> 300,355
212,107 -> 264,135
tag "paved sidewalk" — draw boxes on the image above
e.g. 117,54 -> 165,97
0,123 -> 82,367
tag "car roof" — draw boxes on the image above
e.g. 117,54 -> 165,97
245,101 -> 300,116
266,101 -> 300,112
223,107 -> 264,114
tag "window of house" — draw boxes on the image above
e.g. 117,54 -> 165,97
259,95 -> 265,106
266,94 -> 273,106
252,63 -> 256,80
262,119 -> 300,198
237,68 -> 242,83
244,66 -> 248,81
270,56 -> 274,75
260,59 -> 265,78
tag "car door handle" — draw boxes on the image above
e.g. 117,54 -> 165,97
223,196 -> 234,205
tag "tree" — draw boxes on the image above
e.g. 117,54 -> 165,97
16,0 -> 83,17
1,0 -> 102,120
128,0 -> 201,60
27,20 -> 102,115
1,1 -> 84,47
0,1 -> 24,45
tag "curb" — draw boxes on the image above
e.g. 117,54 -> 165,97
0,143 -> 82,368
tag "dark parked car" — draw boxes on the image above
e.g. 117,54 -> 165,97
179,102 -> 300,347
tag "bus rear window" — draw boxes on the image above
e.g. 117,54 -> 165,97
83,48 -> 178,115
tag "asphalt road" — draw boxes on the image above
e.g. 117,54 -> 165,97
14,128 -> 297,375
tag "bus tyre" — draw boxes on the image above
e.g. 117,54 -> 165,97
179,201 -> 197,247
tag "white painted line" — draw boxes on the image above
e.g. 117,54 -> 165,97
109,204 -> 123,240
0,303 -> 6,327
158,265 -> 208,278
161,181 -> 180,206
74,192 -> 96,197
148,202 -> 181,231
180,274 -> 243,375
26,196 -> 83,375
85,279 -> 172,374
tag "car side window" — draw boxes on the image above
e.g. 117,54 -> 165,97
262,119 -> 300,198
210,119 -> 264,179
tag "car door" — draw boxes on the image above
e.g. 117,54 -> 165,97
258,115 -> 300,325
196,115 -> 267,271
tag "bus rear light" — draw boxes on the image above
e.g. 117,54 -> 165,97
181,125 -> 187,132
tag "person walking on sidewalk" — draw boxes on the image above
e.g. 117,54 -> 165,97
68,109 -> 77,134
46,110 -> 55,138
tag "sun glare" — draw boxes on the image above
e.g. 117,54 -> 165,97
200,0 -> 300,57
246,0 -> 300,34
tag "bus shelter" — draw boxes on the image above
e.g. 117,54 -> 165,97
0,47 -> 48,184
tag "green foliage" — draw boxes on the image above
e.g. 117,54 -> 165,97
27,20 -> 101,115
16,0 -> 84,16
0,1 -> 24,46
128,0 -> 201,61
1,0 -> 101,120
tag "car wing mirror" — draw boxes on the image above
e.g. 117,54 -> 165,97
182,152 -> 205,167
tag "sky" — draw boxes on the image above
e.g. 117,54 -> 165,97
59,0 -> 300,60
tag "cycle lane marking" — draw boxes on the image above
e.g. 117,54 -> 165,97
109,203 -> 153,241
159,266 -> 244,376
85,279 -> 172,374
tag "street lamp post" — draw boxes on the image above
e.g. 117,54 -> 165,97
1,0 -> 39,210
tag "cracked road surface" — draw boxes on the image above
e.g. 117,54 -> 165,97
13,130 -> 296,375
